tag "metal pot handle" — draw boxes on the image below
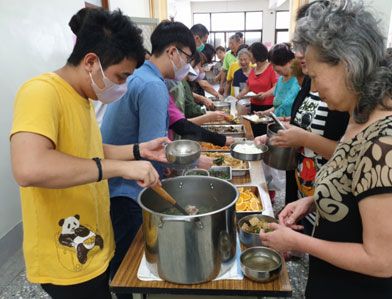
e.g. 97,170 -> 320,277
159,216 -> 204,229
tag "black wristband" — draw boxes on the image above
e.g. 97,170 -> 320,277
92,157 -> 103,182
133,143 -> 142,160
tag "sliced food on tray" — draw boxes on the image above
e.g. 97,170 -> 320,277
236,187 -> 263,212
205,152 -> 249,170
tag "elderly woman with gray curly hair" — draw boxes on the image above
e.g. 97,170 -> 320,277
259,0 -> 392,298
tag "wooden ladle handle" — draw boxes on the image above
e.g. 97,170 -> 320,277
151,185 -> 177,205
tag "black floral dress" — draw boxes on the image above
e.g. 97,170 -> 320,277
306,116 -> 392,299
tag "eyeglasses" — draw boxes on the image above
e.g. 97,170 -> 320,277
177,48 -> 193,63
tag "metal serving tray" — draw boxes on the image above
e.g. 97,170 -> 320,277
201,124 -> 245,137
235,185 -> 264,220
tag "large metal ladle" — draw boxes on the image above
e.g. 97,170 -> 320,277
151,185 -> 198,215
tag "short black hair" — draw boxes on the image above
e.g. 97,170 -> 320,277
249,42 -> 269,62
215,46 -> 225,53
201,43 -> 215,63
229,34 -> 241,43
67,8 -> 145,69
235,32 -> 243,39
190,23 -> 209,38
151,20 -> 196,56
191,51 -> 201,67
269,43 -> 295,66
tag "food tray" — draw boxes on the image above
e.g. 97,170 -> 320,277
235,186 -> 264,220
204,117 -> 241,125
201,124 -> 245,137
204,152 -> 250,176
200,142 -> 231,152
209,166 -> 232,181
242,115 -> 273,124
200,138 -> 246,151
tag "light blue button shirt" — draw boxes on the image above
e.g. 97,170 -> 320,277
101,61 -> 169,200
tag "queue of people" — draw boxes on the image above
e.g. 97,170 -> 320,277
9,0 -> 392,298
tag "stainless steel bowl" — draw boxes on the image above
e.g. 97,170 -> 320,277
213,101 -> 231,113
240,246 -> 282,282
166,140 -> 201,165
230,141 -> 268,161
238,214 -> 278,247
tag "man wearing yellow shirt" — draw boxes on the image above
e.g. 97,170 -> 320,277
219,34 -> 242,96
10,8 -> 168,299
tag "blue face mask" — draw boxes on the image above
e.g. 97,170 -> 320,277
196,43 -> 205,52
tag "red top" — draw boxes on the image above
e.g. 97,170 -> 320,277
247,64 -> 277,106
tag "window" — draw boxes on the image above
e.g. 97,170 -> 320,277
193,13 -> 210,31
275,11 -> 290,44
193,11 -> 263,49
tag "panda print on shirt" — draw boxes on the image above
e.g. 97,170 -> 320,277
58,215 -> 103,266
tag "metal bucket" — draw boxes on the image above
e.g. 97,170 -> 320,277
264,123 -> 298,170
138,176 -> 238,284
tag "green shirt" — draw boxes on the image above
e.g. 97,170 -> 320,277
167,80 -> 205,118
222,50 -> 237,71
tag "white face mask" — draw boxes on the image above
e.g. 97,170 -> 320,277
197,71 -> 206,80
171,49 -> 191,81
188,68 -> 199,81
188,67 -> 206,81
89,60 -> 128,104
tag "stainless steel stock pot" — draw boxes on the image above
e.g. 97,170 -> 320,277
138,176 -> 239,284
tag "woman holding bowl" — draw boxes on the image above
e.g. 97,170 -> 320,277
260,1 -> 392,298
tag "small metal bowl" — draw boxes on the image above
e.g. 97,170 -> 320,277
230,141 -> 268,161
238,214 -> 278,247
240,246 -> 282,282
213,101 -> 231,113
184,168 -> 210,176
166,140 -> 201,165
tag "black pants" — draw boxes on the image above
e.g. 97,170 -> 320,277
41,269 -> 111,299
110,196 -> 143,299
250,104 -> 273,137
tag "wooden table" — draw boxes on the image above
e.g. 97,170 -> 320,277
110,118 -> 291,297
111,229 -> 292,297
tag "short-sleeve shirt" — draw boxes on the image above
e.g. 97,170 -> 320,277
306,116 -> 392,298
166,80 -> 204,118
233,68 -> 249,89
273,76 -> 300,117
101,61 -> 169,201
222,51 -> 237,71
247,65 -> 277,106
11,73 -> 114,285
226,61 -> 241,96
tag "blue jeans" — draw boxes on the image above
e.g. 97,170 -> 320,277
110,196 -> 142,299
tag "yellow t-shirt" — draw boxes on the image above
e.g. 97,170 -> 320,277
10,73 -> 114,285
226,61 -> 240,96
